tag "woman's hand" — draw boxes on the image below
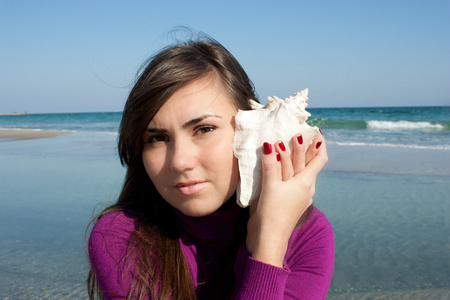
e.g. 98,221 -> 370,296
246,131 -> 328,267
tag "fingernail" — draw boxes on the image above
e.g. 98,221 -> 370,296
276,153 -> 281,161
297,135 -> 303,145
316,141 -> 322,149
319,128 -> 323,135
278,141 -> 286,151
263,142 -> 272,155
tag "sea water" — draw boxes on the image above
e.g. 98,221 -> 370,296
1,106 -> 449,298
0,132 -> 124,298
1,106 -> 449,149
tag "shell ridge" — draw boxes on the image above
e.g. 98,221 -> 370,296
233,88 -> 319,207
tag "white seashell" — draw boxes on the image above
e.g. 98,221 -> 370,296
232,88 -> 319,207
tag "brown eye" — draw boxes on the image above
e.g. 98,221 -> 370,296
195,126 -> 216,135
147,135 -> 169,143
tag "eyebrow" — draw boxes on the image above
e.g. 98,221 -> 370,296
182,114 -> 222,128
146,114 -> 222,133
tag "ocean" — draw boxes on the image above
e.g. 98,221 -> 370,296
1,106 -> 449,149
1,106 -> 449,299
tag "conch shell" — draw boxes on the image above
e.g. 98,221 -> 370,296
232,88 -> 319,207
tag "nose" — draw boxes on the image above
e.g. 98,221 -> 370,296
169,138 -> 196,173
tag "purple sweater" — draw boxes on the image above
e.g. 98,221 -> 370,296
89,205 -> 334,299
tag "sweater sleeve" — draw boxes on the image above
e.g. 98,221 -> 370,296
88,210 -> 138,300
232,207 -> 334,300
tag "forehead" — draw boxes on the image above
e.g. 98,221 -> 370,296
149,75 -> 238,125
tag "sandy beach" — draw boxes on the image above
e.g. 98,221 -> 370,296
0,128 -> 71,140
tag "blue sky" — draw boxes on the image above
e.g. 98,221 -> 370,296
1,0 -> 449,113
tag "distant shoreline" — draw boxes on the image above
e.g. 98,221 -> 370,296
0,113 -> 30,116
0,128 -> 70,139
0,105 -> 449,116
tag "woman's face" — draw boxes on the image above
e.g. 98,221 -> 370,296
142,75 -> 240,217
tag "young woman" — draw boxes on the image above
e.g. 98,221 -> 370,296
87,36 -> 334,300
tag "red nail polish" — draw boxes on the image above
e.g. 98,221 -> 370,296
319,128 -> 323,135
316,141 -> 322,149
278,141 -> 286,151
276,153 -> 281,161
297,135 -> 303,145
263,142 -> 272,155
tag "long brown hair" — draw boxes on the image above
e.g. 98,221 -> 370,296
87,36 -> 257,299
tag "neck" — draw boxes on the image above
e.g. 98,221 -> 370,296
172,199 -> 248,243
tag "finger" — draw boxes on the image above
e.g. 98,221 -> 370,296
305,131 -> 324,165
274,140 -> 293,181
293,134 -> 306,174
302,138 -> 328,178
261,142 -> 280,183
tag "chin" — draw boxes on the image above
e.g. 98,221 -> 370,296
178,201 -> 224,217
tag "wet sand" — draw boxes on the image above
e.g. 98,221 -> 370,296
0,129 -> 70,140
325,142 -> 450,176
0,132 -> 448,299
327,289 -> 450,299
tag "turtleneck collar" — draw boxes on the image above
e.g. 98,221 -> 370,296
172,200 -> 247,243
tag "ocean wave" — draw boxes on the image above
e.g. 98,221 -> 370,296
309,119 -> 368,129
366,120 -> 444,130
87,130 -> 118,136
328,141 -> 450,150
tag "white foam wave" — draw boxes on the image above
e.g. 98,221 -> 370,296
92,131 -> 118,136
366,120 -> 444,130
328,141 -> 450,150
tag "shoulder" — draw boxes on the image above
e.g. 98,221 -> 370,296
88,210 -> 140,297
286,206 -> 334,263
283,207 -> 334,299
88,210 -> 137,261
293,207 -> 333,242
90,210 -> 137,240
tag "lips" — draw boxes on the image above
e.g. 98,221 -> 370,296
175,181 -> 207,195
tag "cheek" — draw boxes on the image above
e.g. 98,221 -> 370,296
229,156 -> 240,185
142,150 -> 164,182
208,138 -> 239,181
